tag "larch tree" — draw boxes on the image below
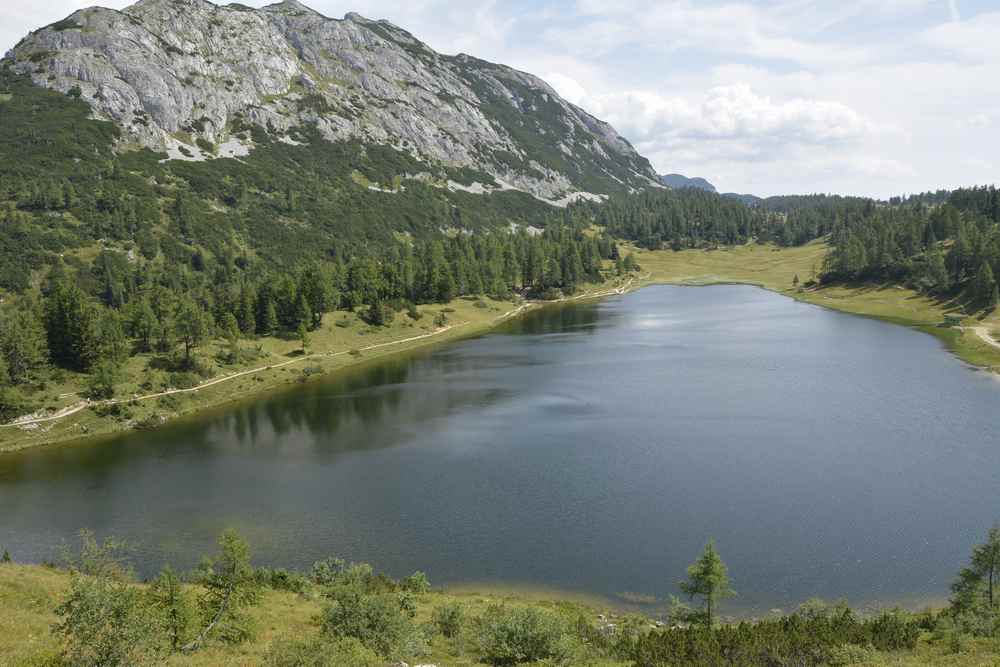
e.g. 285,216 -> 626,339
679,540 -> 735,627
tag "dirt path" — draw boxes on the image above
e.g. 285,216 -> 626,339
969,326 -> 1000,351
1,323 -> 465,430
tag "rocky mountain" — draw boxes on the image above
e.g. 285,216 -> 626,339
5,0 -> 658,204
660,174 -> 716,193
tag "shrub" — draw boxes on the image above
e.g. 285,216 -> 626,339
624,608 -> 921,667
321,583 -> 415,658
168,371 -> 200,389
256,567 -> 309,594
401,571 -> 430,593
264,636 -> 383,667
310,557 -> 347,586
433,601 -> 465,638
473,604 -> 569,666
54,574 -> 162,666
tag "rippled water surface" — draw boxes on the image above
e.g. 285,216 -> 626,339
2,285 -> 998,611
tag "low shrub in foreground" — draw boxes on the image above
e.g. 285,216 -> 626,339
320,582 -> 422,658
473,604 -> 573,666
623,609 -> 921,667
264,636 -> 383,667
433,600 -> 466,638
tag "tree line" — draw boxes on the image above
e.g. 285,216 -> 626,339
822,190 -> 1000,308
0,227 -> 625,420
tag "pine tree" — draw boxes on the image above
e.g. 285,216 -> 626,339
974,262 -> 997,308
679,540 -> 735,627
0,306 -> 47,384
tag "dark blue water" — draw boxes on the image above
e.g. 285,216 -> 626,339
2,285 -> 998,613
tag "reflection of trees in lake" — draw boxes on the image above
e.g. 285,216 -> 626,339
0,334 -> 519,490
502,301 -> 604,336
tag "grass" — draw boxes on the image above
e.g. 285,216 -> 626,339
0,563 -> 629,667
630,240 -> 1000,373
2,564 -> 997,666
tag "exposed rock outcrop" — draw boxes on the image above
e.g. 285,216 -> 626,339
6,0 -> 658,202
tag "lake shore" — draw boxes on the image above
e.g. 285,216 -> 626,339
628,241 -> 1000,375
0,280 -> 630,454
4,240 -> 998,454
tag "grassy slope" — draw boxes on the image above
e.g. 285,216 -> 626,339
630,240 -> 1000,373
2,564 -> 998,666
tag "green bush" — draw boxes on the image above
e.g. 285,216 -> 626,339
401,571 -> 430,593
264,636 -> 383,667
54,574 -> 162,666
168,371 -> 200,389
255,567 -> 309,594
310,557 -> 347,586
473,604 -> 570,666
320,583 -> 416,658
432,601 -> 465,638
624,608 -> 921,667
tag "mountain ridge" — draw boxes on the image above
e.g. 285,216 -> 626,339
660,174 -> 717,193
5,0 -> 658,204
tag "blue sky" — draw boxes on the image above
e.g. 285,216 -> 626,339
3,0 -> 998,197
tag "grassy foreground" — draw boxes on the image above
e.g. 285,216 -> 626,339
2,562 -> 999,667
630,241 -> 1000,372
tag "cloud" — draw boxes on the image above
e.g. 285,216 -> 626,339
578,84 -> 874,154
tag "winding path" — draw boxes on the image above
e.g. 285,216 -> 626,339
1,323 -> 465,430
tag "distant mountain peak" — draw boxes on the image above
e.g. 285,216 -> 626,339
660,174 -> 717,193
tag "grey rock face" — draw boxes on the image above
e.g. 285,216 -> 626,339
7,0 -> 658,201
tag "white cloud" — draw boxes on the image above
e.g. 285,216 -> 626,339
578,84 -> 874,153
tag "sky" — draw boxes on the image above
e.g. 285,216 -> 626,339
2,0 -> 998,198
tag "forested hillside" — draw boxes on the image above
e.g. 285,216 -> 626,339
587,183 -> 1000,312
0,66 -> 636,424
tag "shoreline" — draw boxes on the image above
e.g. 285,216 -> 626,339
0,279 -> 632,455
4,242 -> 999,454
